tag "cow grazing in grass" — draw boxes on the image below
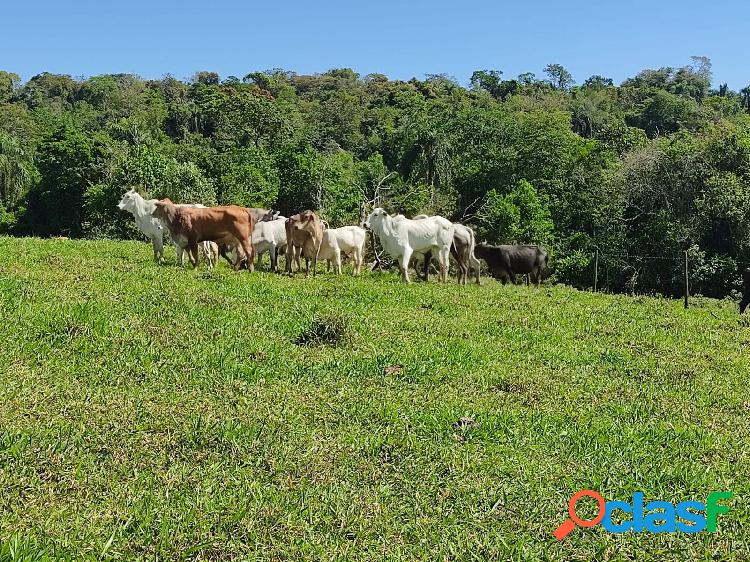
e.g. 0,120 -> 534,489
474,243 -> 547,286
365,208 -> 454,283
118,189 -> 214,266
318,226 -> 367,275
285,210 -> 324,277
152,199 -> 256,271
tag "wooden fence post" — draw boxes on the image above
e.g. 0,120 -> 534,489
683,250 -> 689,309
593,249 -> 599,293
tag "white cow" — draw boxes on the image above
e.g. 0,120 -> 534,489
410,215 -> 481,285
117,189 -> 213,266
318,226 -> 367,275
117,189 -> 166,262
365,208 -> 454,283
252,215 -> 287,272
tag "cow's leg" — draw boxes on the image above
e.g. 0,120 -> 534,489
294,247 -> 302,273
239,238 -> 254,272
173,240 -> 184,266
354,247 -> 363,275
438,246 -> 451,283
458,251 -> 469,285
202,244 -> 212,270
285,241 -> 294,276
400,248 -> 413,283
471,255 -> 481,285
290,246 -> 300,273
419,251 -> 431,282
152,236 -> 164,264
219,244 -> 233,267
270,246 -> 278,272
311,242 -> 319,277
187,242 -> 199,268
334,250 -> 342,275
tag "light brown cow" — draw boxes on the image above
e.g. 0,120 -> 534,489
285,210 -> 324,277
152,198 -> 256,271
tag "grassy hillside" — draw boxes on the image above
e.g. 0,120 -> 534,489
1,237 -> 748,561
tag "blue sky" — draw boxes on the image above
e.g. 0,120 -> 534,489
3,0 -> 748,89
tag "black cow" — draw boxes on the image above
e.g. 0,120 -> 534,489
474,243 -> 548,286
740,268 -> 750,313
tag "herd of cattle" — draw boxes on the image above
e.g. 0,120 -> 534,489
117,189 -> 549,285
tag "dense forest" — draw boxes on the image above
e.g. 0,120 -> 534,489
2,57 -> 750,296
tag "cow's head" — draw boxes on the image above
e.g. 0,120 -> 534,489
151,198 -> 175,221
292,210 -> 316,230
364,207 -> 388,229
474,243 -> 492,259
117,189 -> 140,213
259,209 -> 278,222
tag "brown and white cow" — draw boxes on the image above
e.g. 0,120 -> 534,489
152,198 -> 256,271
285,210 -> 324,277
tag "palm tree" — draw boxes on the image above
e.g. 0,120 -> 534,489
741,86 -> 750,114
0,132 -> 33,207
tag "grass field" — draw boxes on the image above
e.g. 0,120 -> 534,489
1,236 -> 749,561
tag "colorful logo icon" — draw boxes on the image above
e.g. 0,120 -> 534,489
554,490 -> 732,540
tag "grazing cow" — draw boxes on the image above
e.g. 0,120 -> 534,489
410,216 -> 481,285
152,199 -> 256,271
252,215 -> 288,272
474,243 -> 548,286
117,189 -> 213,266
740,268 -> 750,313
365,208 -> 454,283
285,210 -> 324,277
318,226 -> 367,275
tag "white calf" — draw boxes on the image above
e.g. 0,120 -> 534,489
318,226 -> 367,275
252,216 -> 287,272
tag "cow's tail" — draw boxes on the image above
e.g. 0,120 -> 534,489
467,226 -> 477,260
467,226 -> 481,283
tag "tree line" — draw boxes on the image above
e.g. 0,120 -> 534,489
1,57 -> 750,297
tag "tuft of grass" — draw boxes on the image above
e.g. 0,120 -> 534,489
295,313 -> 351,347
